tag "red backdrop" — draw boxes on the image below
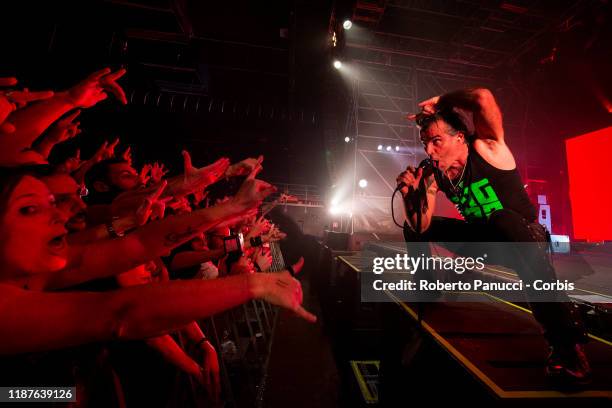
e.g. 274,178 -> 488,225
565,126 -> 612,241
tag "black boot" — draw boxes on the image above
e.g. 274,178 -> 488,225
545,343 -> 592,385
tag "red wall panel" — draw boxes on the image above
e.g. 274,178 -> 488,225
565,126 -> 612,241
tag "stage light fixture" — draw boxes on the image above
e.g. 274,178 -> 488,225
377,145 -> 383,151
333,60 -> 342,69
386,146 -> 392,151
358,179 -> 368,188
344,136 -> 350,143
343,20 -> 352,30
395,146 -> 400,151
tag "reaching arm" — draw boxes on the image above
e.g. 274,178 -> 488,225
0,267 -> 315,355
22,178 -> 272,291
145,335 -> 202,378
170,248 -> 225,272
66,215 -> 139,245
436,88 -> 504,143
41,200 -> 253,290
180,321 -> 220,400
0,94 -> 74,158
0,68 -> 125,158
32,110 -> 81,160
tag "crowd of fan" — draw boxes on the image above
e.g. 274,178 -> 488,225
0,67 -> 316,406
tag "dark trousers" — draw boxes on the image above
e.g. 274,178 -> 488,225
403,208 -> 587,346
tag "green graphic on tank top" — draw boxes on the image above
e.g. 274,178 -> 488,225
449,178 -> 503,219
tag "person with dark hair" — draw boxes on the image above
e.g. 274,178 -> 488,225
0,167 -> 315,395
84,158 -> 141,205
397,88 -> 590,383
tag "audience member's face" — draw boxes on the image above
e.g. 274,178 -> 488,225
107,162 -> 141,191
43,173 -> 87,232
209,227 -> 231,250
0,176 -> 68,276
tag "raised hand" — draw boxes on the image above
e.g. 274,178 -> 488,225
407,95 -> 440,121
122,146 -> 132,166
263,225 -> 287,243
99,68 -> 128,104
246,215 -> 268,239
150,162 -> 169,184
166,197 -> 192,214
139,164 -> 152,186
47,110 -> 82,144
93,138 -> 120,162
250,260 -> 316,323
232,167 -> 276,212
254,247 -> 272,272
0,79 -> 54,126
135,181 -> 171,225
58,149 -> 82,173
3,88 -> 55,109
64,68 -> 127,109
175,151 -> 230,197
213,208 -> 259,230
225,155 -> 264,177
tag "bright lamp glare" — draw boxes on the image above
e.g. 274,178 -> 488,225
344,136 -> 350,143
358,179 -> 368,188
333,60 -> 342,69
343,20 -> 352,30
377,145 -> 383,150
395,146 -> 400,151
386,146 -> 392,151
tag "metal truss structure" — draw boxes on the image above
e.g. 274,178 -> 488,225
337,0 -> 589,233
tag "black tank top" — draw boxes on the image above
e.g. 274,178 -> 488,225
434,144 -> 536,222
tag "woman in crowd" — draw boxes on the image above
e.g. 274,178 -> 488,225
0,166 -> 315,355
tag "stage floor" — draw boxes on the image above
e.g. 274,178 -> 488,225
335,247 -> 612,401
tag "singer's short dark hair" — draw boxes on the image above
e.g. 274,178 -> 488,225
416,108 -> 472,141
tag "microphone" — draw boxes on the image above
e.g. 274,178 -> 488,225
395,158 -> 434,192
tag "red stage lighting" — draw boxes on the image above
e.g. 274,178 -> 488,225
565,126 -> 612,241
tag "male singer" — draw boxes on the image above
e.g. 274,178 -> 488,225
397,89 -> 590,383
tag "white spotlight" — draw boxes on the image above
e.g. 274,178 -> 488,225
344,136 -> 350,143
333,60 -> 342,69
343,20 -> 353,30
395,146 -> 400,151
386,146 -> 392,151
358,179 -> 368,188
377,144 -> 383,151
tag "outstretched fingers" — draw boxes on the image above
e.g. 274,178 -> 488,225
182,150 -> 194,174
86,67 -> 111,83
246,156 -> 264,180
291,256 -> 305,275
294,305 -> 317,323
